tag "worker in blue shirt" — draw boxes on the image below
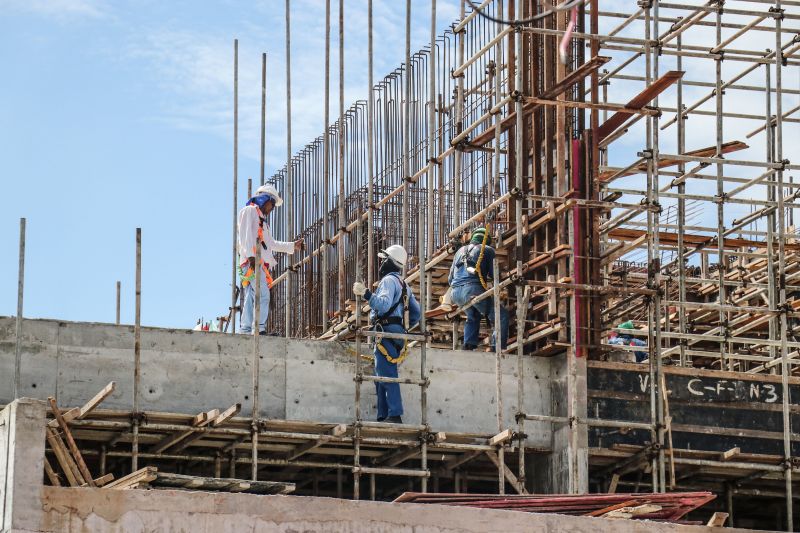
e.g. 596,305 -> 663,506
353,244 -> 420,424
449,227 -> 509,351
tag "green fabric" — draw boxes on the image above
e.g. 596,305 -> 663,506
618,320 -> 635,330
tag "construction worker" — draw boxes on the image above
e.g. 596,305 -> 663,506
608,320 -> 647,362
448,227 -> 508,351
237,184 -> 303,335
353,245 -> 420,424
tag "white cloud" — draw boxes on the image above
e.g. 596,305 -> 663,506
1,0 -> 106,18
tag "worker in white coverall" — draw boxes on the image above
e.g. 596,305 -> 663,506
237,184 -> 303,335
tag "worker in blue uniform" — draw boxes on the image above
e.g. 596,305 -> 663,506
449,227 -> 509,351
353,244 -> 420,424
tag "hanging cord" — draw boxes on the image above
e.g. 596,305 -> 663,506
464,0 -> 583,26
559,5 -> 579,65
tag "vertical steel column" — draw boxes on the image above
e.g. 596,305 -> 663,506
322,0 -> 331,332
252,54 -> 267,480
115,281 -> 121,325
643,2 -> 660,494
713,3 -> 728,372
402,0 -> 411,267
232,39 -> 239,334
337,0 -> 346,314
132,227 -> 141,472
260,54 -> 266,187
285,0 -> 294,337
676,30 -> 687,367
353,210 -> 363,500
453,0 -> 466,230
513,0 -> 526,491
418,206 -> 429,493
13,217 -> 25,400
773,2 -> 793,528
367,0 -> 375,287
426,0 -> 437,306
494,254 -> 504,494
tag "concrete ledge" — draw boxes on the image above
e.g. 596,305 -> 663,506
36,487 -> 754,533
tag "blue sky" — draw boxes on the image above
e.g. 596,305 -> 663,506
0,0 -> 459,328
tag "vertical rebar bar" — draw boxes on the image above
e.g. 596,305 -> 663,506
13,217 -> 25,400
367,0 -> 375,288
337,0 -> 346,314
322,0 -> 331,332
426,0 -> 437,307
132,227 -> 141,472
286,0 -> 294,338
402,0 -> 411,270
116,281 -> 121,325
232,38 -> 239,334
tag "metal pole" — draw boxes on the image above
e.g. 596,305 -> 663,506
13,217 -> 25,399
401,0 -> 411,269
286,0 -> 294,338
115,281 -> 121,325
354,210 -> 363,500
322,0 -> 331,332
418,205 -> 429,493
337,0 -> 346,314
232,39 -> 239,334
426,0 -> 436,307
367,0 -> 375,288
132,227 -> 141,471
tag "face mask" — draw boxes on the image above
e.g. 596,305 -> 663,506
379,258 -> 399,278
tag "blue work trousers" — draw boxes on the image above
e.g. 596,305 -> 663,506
374,324 -> 404,419
240,268 -> 270,334
451,283 -> 509,350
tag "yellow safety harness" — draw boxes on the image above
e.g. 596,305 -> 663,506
373,276 -> 411,365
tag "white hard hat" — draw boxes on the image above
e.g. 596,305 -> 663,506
379,244 -> 408,268
255,184 -> 284,207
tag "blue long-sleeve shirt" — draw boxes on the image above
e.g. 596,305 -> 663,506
449,243 -> 496,287
368,272 -> 420,328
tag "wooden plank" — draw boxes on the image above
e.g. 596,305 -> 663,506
43,456 -> 61,487
45,427 -> 81,486
707,512 -> 729,527
488,429 -> 512,447
597,71 -> 683,141
720,447 -> 741,461
93,473 -> 114,487
485,451 -> 528,495
65,381 -> 116,423
587,499 -> 636,517
285,435 -> 332,461
607,473 -> 620,494
151,408 -> 218,454
212,403 -> 241,426
105,466 -> 158,490
48,397 -> 95,487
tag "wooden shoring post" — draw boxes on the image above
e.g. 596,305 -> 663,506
285,0 -> 294,338
232,38 -> 238,334
48,397 -> 95,487
133,227 -> 141,472
13,217 -> 25,400
322,0 -> 330,332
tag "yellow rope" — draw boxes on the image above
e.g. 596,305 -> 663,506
376,339 -> 410,364
474,225 -> 490,290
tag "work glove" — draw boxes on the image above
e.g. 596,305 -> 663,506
352,281 -> 367,297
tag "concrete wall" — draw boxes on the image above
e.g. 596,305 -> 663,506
1,399 -> 753,533
0,317 -> 552,444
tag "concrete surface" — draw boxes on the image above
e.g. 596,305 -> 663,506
1,399 -> 46,533
0,317 -> 552,444
30,487 -> 753,533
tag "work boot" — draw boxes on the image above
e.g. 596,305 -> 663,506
377,417 -> 386,422
462,344 -> 477,351
386,416 -> 403,424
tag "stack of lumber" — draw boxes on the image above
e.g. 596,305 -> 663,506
393,492 -> 715,522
